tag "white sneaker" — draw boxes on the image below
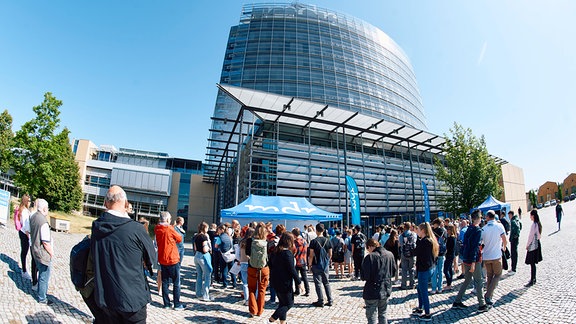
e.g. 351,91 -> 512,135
508,270 -> 516,275
22,272 -> 32,281
32,284 -> 38,291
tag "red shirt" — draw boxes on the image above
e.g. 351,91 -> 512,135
155,224 -> 182,266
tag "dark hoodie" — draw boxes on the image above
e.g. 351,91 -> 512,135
91,211 -> 156,312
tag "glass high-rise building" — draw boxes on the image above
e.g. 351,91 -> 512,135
206,3 -> 443,226
217,2 -> 426,129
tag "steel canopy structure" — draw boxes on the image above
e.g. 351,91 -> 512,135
205,85 -> 445,184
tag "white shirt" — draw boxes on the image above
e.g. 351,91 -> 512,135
481,220 -> 505,260
20,208 -> 31,234
107,209 -> 130,218
40,222 -> 53,253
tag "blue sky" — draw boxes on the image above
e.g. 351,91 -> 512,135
1,1 -> 574,190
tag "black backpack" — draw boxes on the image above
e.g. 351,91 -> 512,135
402,232 -> 416,258
332,239 -> 345,263
70,236 -> 91,290
437,232 -> 447,255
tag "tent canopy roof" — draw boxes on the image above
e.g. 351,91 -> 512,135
472,195 -> 511,214
221,195 -> 342,222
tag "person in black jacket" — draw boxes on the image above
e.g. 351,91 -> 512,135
91,186 -> 156,323
412,222 -> 439,322
361,238 -> 396,324
268,233 -> 302,324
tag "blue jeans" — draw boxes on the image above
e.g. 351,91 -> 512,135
417,268 -> 433,314
240,263 -> 249,302
161,263 -> 181,307
311,266 -> 332,303
177,245 -> 184,267
36,261 -> 51,302
220,259 -> 236,288
194,254 -> 212,300
431,255 -> 444,291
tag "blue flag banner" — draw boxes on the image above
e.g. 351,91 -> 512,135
422,181 -> 430,222
346,175 -> 361,225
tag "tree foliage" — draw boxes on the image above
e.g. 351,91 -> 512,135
529,189 -> 537,208
434,122 -> 502,215
0,110 -> 14,173
12,92 -> 82,212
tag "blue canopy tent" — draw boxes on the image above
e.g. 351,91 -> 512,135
471,195 -> 511,214
220,195 -> 342,230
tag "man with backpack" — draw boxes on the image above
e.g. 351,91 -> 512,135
91,186 -> 156,323
308,223 -> 333,307
351,225 -> 367,281
431,218 -> 447,294
330,230 -> 346,279
399,222 -> 417,290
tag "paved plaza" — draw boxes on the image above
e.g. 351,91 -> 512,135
1,201 -> 575,323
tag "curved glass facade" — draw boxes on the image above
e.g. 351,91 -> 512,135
216,2 -> 427,129
206,3 -> 440,226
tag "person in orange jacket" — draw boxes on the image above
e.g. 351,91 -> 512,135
155,211 -> 184,310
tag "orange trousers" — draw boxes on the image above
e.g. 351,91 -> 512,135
247,266 -> 269,316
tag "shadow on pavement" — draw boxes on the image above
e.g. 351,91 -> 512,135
548,230 -> 560,236
26,310 -> 62,324
1,253 -> 94,323
0,253 -> 32,295
185,315 -> 239,323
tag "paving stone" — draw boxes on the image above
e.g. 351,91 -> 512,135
1,201 -> 575,323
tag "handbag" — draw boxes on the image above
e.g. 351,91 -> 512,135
222,249 -> 236,263
528,233 -> 539,252
504,247 -> 511,259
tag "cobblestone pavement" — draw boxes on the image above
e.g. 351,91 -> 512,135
1,201 -> 574,323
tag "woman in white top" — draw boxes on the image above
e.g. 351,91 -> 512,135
15,195 -> 32,280
524,209 -> 543,287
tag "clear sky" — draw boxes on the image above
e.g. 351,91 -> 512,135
1,1 -> 574,191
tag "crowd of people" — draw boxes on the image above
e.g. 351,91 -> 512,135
11,184 -> 547,323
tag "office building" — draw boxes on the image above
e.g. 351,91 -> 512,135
73,139 -> 214,230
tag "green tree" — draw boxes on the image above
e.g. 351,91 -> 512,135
0,110 -> 14,173
529,189 -> 537,208
12,92 -> 82,212
557,183 -> 563,201
434,122 -> 503,215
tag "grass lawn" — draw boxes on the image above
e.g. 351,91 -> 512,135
49,211 -> 95,235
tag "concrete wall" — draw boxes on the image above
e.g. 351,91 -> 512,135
500,163 -> 527,215
187,174 -> 215,234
